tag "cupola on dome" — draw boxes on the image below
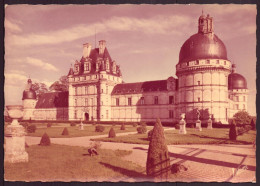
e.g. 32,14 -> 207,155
22,78 -> 37,100
228,65 -> 247,90
178,13 -> 228,64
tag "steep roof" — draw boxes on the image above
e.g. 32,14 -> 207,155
35,91 -> 68,108
111,80 -> 168,95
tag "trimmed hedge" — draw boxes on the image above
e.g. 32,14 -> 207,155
39,132 -> 51,146
27,125 -> 36,133
137,126 -> 147,134
120,124 -> 126,130
62,127 -> 69,135
108,127 -> 116,138
70,123 -> 76,127
95,125 -> 105,132
47,123 -> 52,128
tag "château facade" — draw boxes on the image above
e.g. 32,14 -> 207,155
22,13 -> 248,124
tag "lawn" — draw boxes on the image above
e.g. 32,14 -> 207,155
91,128 -> 256,145
4,144 -> 147,182
25,125 -> 153,138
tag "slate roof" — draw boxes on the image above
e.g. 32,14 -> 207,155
35,91 -> 68,108
111,80 -> 168,95
71,47 -> 121,76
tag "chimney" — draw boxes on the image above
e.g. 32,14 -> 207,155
83,43 -> 92,58
99,40 -> 106,55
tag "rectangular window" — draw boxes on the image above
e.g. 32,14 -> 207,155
198,97 -> 200,102
86,63 -> 89,71
236,96 -> 239,102
74,99 -> 77,106
85,98 -> 88,106
216,60 -> 219,64
224,61 -> 226,65
154,96 -> 159,105
74,110 -> 77,119
85,86 -> 88,94
206,60 -> 210,64
140,97 -> 145,105
169,96 -> 174,104
169,110 -> 174,118
116,98 -> 120,106
106,110 -> 108,119
101,89 -> 103,93
75,87 -> 77,95
243,96 -> 246,102
196,60 -> 199,65
198,81 -> 200,85
128,98 -> 132,106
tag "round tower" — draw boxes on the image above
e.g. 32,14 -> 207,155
228,64 -> 248,117
176,13 -> 231,124
22,78 -> 37,120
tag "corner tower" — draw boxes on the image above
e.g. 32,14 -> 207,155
22,78 -> 37,120
176,13 -> 231,124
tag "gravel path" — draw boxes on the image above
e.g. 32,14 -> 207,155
25,130 -> 256,182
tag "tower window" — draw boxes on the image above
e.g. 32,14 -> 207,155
140,97 -> 145,105
116,98 -> 120,106
198,97 -> 200,102
169,110 -> 174,119
128,98 -> 132,106
154,96 -> 159,105
169,96 -> 174,104
198,81 -> 200,85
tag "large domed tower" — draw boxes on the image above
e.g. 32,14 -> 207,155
22,78 -> 37,120
176,13 -> 232,124
228,64 -> 248,117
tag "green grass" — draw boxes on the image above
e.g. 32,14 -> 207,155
25,125 -> 153,138
92,128 -> 256,145
4,144 -> 146,181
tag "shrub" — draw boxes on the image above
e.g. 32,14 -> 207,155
132,123 -> 138,127
39,132 -> 51,146
62,127 -> 69,135
233,110 -> 251,125
27,125 -> 36,133
146,118 -> 170,181
70,123 -> 76,127
148,129 -> 153,141
47,123 -> 52,128
120,124 -> 126,130
250,118 -> 256,130
140,122 -> 147,127
21,122 -> 29,129
108,127 -> 116,138
229,120 -> 237,140
137,126 -> 147,134
95,125 -> 105,132
175,124 -> 180,130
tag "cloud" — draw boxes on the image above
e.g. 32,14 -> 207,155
7,15 -> 191,47
25,57 -> 58,71
5,19 -> 22,33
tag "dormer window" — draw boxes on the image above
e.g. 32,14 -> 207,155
196,60 -> 199,65
74,65 -> 79,74
206,60 -> 210,64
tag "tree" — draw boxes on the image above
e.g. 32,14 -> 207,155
49,81 -> 67,92
59,75 -> 69,90
31,82 -> 48,97
146,118 -> 171,181
233,110 -> 251,125
250,118 -> 256,130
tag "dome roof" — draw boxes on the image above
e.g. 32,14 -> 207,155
22,90 -> 36,100
178,33 -> 228,64
228,73 -> 247,90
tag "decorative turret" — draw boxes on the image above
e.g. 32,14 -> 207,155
198,13 -> 213,34
68,64 -> 74,76
99,40 -> 106,55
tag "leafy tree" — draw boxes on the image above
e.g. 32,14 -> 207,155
49,81 -> 67,92
59,75 -> 69,90
233,110 -> 251,125
31,82 -> 48,97
250,118 -> 256,130
146,118 -> 171,181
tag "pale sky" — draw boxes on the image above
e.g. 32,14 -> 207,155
4,4 -> 257,115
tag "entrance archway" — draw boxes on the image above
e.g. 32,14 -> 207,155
85,113 -> 89,121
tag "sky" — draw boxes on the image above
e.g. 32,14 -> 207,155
4,4 -> 257,115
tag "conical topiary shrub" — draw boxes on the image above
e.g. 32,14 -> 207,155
39,132 -> 51,146
108,127 -> 116,138
120,124 -> 125,130
146,118 -> 171,181
62,127 -> 69,135
229,119 -> 237,140
250,118 -> 255,130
